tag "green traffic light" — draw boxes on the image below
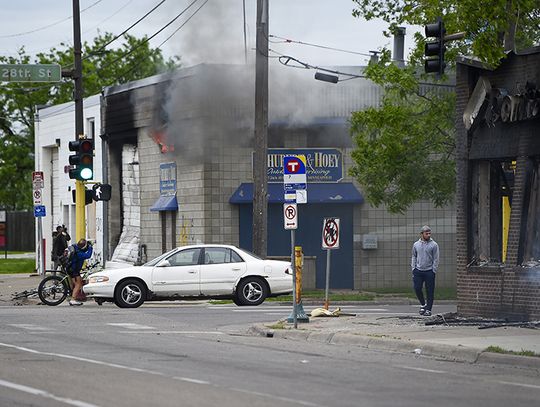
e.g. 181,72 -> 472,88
80,167 -> 93,180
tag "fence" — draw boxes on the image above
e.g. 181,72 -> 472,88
4,211 -> 35,252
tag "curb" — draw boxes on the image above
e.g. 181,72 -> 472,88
247,324 -> 540,369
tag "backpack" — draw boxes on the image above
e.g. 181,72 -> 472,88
60,245 -> 76,271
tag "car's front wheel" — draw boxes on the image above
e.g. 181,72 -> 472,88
114,279 -> 146,308
236,277 -> 268,306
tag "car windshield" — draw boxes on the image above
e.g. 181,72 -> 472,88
143,249 -> 178,267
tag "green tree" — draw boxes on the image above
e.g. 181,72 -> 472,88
0,33 -> 179,210
349,0 -> 540,213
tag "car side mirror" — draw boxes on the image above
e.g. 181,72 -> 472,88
156,259 -> 171,267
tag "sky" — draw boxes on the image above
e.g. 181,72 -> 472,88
0,0 -> 420,70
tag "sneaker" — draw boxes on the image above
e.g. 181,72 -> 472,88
69,299 -> 83,306
419,306 -> 426,315
424,310 -> 432,316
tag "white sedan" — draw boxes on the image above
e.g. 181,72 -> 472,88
83,244 -> 293,308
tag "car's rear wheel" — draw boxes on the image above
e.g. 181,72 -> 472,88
236,277 -> 268,306
114,279 -> 146,308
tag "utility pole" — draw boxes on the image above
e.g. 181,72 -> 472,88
252,0 -> 269,257
72,0 -> 86,241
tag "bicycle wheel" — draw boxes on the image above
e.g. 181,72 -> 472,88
38,275 -> 69,306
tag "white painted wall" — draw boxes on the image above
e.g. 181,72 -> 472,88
34,95 -> 105,268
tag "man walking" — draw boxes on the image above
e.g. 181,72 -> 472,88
411,225 -> 439,316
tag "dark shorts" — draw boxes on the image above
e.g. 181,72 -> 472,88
67,268 -> 80,278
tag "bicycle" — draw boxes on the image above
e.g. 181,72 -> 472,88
37,260 -> 101,306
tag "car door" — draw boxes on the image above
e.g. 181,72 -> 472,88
151,248 -> 202,296
199,247 -> 247,295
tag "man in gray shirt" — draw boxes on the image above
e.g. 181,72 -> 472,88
411,225 -> 439,316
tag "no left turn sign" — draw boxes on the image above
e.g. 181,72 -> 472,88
322,217 -> 340,249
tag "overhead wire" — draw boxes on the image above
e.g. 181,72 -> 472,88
0,0 -> 104,39
269,34 -> 373,57
95,0 -> 201,76
114,0 -> 209,85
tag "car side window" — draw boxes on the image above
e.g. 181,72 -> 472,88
204,248 -> 245,264
230,250 -> 243,263
167,248 -> 201,266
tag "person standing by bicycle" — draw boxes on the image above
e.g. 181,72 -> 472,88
52,225 -> 71,271
65,238 -> 93,306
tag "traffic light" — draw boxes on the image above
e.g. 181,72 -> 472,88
68,138 -> 94,180
424,18 -> 446,75
72,188 -> 93,205
92,183 -> 112,201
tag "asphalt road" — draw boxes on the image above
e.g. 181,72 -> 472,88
1,303 -> 539,407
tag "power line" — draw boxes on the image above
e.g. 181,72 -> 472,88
63,0 -> 168,70
108,0 -> 209,87
269,34 -> 372,57
0,0 -> 104,39
96,0 -> 201,76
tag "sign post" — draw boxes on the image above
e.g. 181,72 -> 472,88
0,210 -> 6,259
33,172 -> 46,277
322,217 -> 340,309
283,155 -> 309,327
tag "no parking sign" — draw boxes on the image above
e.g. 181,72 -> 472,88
322,218 -> 340,249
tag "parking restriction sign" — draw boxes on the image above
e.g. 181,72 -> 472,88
322,217 -> 340,249
283,203 -> 298,230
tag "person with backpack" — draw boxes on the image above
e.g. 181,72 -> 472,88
64,238 -> 93,306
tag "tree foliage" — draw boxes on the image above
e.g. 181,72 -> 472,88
0,33 -> 179,210
349,0 -> 540,213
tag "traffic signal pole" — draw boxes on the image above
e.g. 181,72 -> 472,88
72,0 -> 86,241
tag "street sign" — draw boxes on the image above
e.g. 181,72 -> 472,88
283,155 -> 307,204
0,64 -> 61,82
0,210 -> 5,223
32,171 -> 44,189
322,217 -> 340,249
283,203 -> 298,230
34,205 -> 46,218
33,190 -> 42,205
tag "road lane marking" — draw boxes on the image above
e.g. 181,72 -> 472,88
395,365 -> 447,374
8,324 -> 54,331
107,323 -> 155,330
230,387 -> 322,407
121,331 -> 225,335
174,377 -> 211,385
497,381 -> 540,390
0,378 -> 101,407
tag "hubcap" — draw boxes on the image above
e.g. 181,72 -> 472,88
243,282 -> 263,302
122,284 -> 142,304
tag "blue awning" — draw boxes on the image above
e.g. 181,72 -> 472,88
150,195 -> 178,211
229,183 -> 363,204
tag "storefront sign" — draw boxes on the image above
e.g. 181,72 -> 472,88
159,162 -> 177,196
266,148 -> 343,183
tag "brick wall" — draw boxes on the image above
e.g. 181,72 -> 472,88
456,49 -> 540,320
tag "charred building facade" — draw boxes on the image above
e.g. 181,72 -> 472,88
456,48 -> 540,320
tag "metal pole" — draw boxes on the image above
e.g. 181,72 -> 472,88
291,229 -> 297,328
73,0 -> 86,241
324,249 -> 331,309
37,217 -> 44,277
252,0 -> 268,257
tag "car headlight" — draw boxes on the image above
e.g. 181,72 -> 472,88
89,276 -> 109,284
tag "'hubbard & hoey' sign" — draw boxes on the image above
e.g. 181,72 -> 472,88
265,148 -> 343,183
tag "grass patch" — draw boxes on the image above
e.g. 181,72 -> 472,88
485,345 -> 540,357
268,290 -> 376,302
0,258 -> 36,274
267,287 -> 456,302
208,299 -> 233,305
367,287 -> 456,301
266,321 -> 286,330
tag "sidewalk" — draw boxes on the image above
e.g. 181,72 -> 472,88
2,273 -> 539,369
249,310 -> 540,369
